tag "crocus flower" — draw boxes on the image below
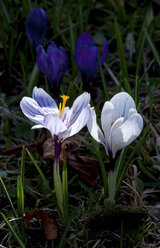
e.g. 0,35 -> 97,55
26,8 -> 49,50
36,42 -> 69,91
20,87 -> 90,222
74,32 -> 109,83
87,92 -> 143,159
20,86 -> 90,142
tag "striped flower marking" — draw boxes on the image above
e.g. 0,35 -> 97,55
20,86 -> 91,142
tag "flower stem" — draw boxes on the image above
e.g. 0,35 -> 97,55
53,137 -> 65,222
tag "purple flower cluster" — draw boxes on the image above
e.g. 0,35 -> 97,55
26,8 -> 109,91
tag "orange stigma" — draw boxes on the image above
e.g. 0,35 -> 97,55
111,121 -> 114,126
59,95 -> 70,117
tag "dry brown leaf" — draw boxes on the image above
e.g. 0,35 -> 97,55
23,210 -> 58,240
42,133 -> 100,186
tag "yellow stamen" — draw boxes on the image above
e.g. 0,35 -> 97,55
59,95 -> 70,118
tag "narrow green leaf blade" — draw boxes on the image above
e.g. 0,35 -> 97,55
114,18 -> 128,81
0,177 -> 17,218
0,212 -> 25,248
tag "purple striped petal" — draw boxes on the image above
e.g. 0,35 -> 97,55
33,87 -> 58,110
20,97 -> 44,125
69,92 -> 90,126
64,106 -> 90,139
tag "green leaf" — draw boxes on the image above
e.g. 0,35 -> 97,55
114,18 -> 128,81
0,212 -> 25,248
136,7 -> 153,75
26,149 -> 53,196
0,177 -> 17,218
17,176 -> 24,215
62,161 -> 69,223
144,28 -> 160,68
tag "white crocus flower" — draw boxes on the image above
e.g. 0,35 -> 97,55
20,86 -> 91,142
87,92 -> 143,159
20,87 -> 91,222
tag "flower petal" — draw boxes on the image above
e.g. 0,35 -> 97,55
111,113 -> 143,158
127,108 -> 137,118
20,97 -> 44,124
106,117 -> 124,157
60,107 -> 71,126
69,92 -> 90,126
31,124 -> 44,129
101,101 -> 117,139
110,92 -> 136,120
44,114 -> 67,138
32,87 -> 58,111
75,32 -> 94,48
36,45 -> 49,75
87,107 -> 105,145
65,106 -> 90,139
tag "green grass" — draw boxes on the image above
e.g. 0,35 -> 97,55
0,0 -> 160,247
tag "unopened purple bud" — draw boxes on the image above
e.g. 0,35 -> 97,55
26,8 -> 49,50
74,32 -> 109,83
36,41 -> 69,90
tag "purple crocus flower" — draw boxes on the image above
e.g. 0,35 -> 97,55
74,32 -> 109,83
26,8 -> 49,50
36,41 -> 69,91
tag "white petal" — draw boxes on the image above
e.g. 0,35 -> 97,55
87,108 -> 105,145
33,87 -> 58,109
110,92 -> 136,120
69,92 -> 90,125
60,107 -> 71,127
128,108 -> 137,118
106,117 -> 124,157
101,101 -> 117,139
31,124 -> 44,129
44,114 -> 67,138
20,97 -> 44,125
64,106 -> 90,139
111,113 -> 143,158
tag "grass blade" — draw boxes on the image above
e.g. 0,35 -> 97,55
92,139 -> 108,198
0,212 -> 25,248
115,122 -> 150,197
114,18 -> 128,81
26,148 -> 53,195
0,0 -> 11,24
136,7 -> 153,75
62,161 -> 69,223
0,177 -> 17,218
144,28 -> 160,68
98,55 -> 109,100
17,176 -> 24,215
20,146 -> 25,187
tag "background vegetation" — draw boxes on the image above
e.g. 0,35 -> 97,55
0,0 -> 160,247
